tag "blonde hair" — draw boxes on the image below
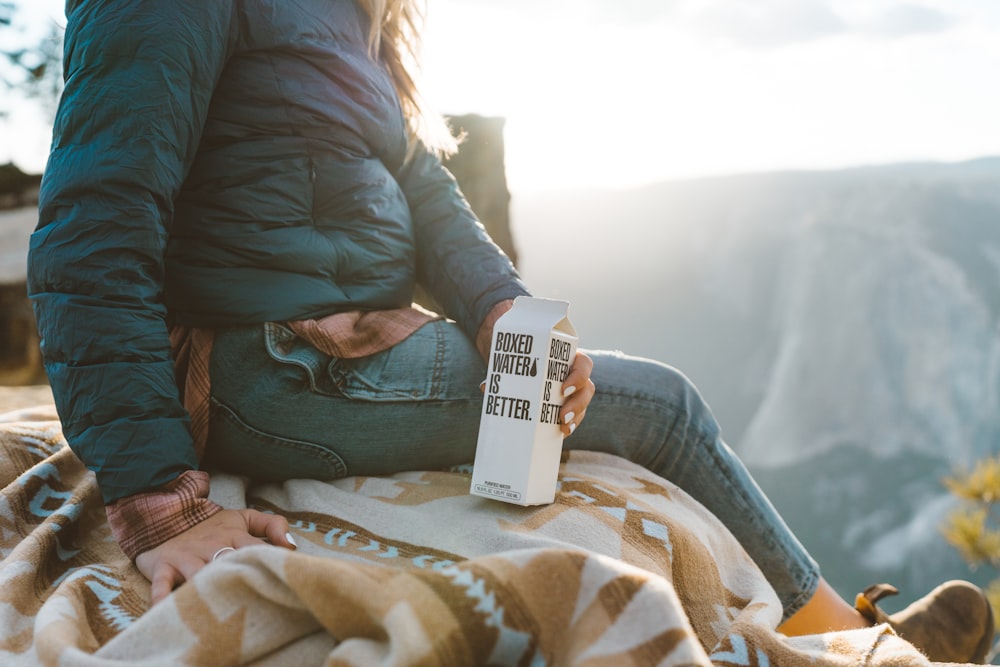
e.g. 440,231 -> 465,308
357,0 -> 457,157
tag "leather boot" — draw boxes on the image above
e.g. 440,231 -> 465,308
855,580 -> 995,664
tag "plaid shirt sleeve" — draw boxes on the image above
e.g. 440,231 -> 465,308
105,470 -> 223,560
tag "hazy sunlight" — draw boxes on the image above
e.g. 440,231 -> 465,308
3,0 -> 1000,192
423,0 -> 1000,192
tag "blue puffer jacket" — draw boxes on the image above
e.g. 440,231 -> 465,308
27,0 -> 529,503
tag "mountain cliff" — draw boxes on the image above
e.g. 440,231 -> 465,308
512,157 -> 1000,603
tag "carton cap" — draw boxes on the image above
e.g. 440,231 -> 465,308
505,297 -> 577,337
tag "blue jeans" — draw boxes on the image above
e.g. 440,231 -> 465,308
207,320 -> 820,619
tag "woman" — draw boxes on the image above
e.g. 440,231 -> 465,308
27,0 -> 992,662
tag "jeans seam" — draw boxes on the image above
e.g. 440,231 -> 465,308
782,570 -> 821,621
431,320 -> 446,396
263,321 -> 327,393
210,396 -> 347,477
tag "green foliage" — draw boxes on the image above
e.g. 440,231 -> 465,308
989,580 -> 1000,626
943,506 -> 1000,568
944,455 -> 1000,565
946,455 -> 1000,503
943,454 -> 1000,661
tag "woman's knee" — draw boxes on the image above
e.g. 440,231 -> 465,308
589,350 -> 714,418
576,350 -> 718,450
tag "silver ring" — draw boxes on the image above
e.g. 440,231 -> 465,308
211,546 -> 236,562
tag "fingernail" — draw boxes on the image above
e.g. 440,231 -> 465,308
563,411 -> 575,424
286,532 -> 298,548
569,422 -> 577,434
563,385 -> 577,398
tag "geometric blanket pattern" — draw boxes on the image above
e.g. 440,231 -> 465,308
0,406 -> 953,665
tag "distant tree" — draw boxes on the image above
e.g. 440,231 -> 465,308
942,455 -> 1000,662
0,1 -> 63,121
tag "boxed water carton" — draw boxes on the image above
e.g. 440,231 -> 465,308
470,296 -> 578,505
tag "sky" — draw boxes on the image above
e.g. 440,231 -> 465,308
2,0 -> 999,192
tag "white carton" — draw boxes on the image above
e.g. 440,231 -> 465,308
471,296 -> 578,505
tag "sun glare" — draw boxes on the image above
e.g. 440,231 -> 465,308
424,6 -> 702,192
3,0 -> 1000,191
424,0 -> 1000,193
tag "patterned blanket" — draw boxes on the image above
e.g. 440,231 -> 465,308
0,404 -> 951,666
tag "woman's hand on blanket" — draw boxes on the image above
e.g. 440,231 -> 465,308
559,351 -> 595,436
135,509 -> 296,605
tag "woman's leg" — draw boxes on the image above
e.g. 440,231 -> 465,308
777,579 -> 868,635
208,323 -> 827,621
564,349 -> 823,621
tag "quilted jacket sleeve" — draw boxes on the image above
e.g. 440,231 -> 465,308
397,146 -> 531,341
27,0 -> 237,504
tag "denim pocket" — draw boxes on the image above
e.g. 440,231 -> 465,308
263,321 -> 342,396
207,397 -> 347,481
264,319 -> 483,403
325,321 -> 480,402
